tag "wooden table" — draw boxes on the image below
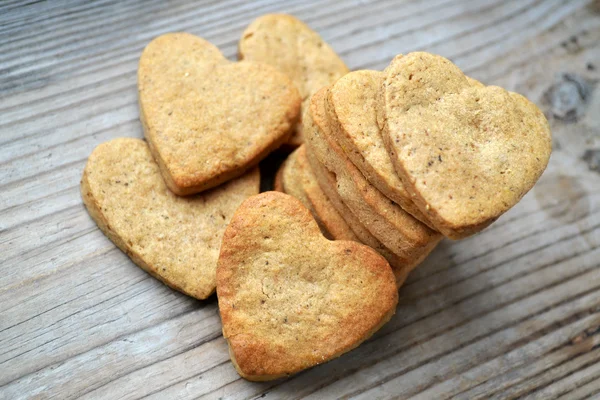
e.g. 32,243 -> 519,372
1,1 -> 600,398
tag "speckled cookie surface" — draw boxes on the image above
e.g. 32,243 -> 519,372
81,138 -> 260,300
327,70 -> 433,228
380,52 -> 552,238
217,192 -> 397,381
306,87 -> 441,262
139,32 -> 300,195
239,14 -> 349,147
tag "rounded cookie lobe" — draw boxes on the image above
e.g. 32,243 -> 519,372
239,14 -> 349,147
381,52 -> 552,239
81,137 -> 260,300
216,192 -> 398,381
139,32 -> 300,195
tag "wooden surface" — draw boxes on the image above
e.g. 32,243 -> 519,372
1,0 -> 600,398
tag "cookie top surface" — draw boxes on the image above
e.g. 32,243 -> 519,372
217,191 -> 397,380
81,138 -> 260,299
327,70 -> 432,226
381,52 -> 552,237
239,14 -> 349,145
138,32 -> 300,195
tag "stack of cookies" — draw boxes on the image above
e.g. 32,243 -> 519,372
278,53 -> 552,287
81,14 -> 552,383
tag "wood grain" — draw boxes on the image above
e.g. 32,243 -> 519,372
1,0 -> 600,399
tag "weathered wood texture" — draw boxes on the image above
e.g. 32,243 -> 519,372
1,0 -> 600,398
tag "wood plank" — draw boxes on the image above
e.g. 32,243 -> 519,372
0,0 -> 119,33
347,0 -> 539,69
34,249 -> 600,400
0,0 -> 355,95
277,255 -> 600,399
0,0 -> 272,69
1,0 -> 599,398
3,195 -> 597,396
514,352 -> 600,399
455,0 -> 592,74
0,0 -> 74,20
0,257 -> 206,387
0,0 -> 436,126
356,314 -> 600,400
0,308 -> 223,399
352,0 -> 582,70
558,376 -> 600,400
425,334 -> 600,400
0,159 -> 85,216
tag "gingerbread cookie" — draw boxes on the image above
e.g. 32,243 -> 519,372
139,33 -> 300,195
217,191 -> 397,380
380,52 -> 552,238
81,138 -> 260,299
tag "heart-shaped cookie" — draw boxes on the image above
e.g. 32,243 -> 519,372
138,33 -> 300,195
81,138 -> 260,299
216,192 -> 398,381
239,14 -> 349,147
327,70 -> 433,228
380,52 -> 552,238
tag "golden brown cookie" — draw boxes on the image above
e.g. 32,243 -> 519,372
306,147 -> 420,286
380,52 -> 552,239
217,191 -> 398,381
81,138 -> 260,299
327,69 -> 433,227
139,33 -> 300,195
306,87 -> 442,262
239,14 -> 349,147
